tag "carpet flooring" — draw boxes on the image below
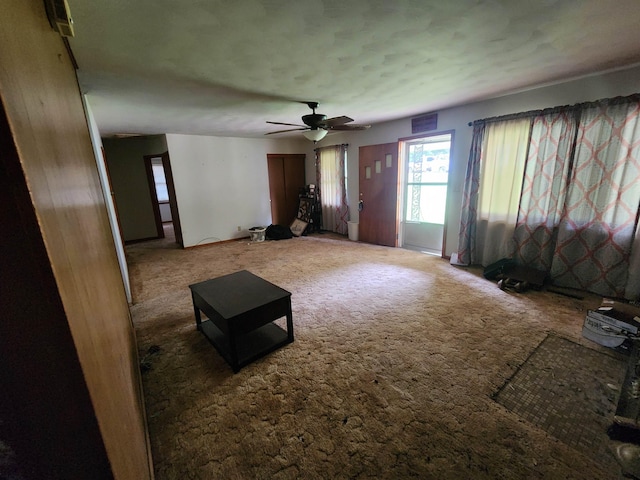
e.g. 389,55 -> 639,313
128,231 -> 629,479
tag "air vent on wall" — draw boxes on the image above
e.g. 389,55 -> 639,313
44,0 -> 75,37
411,113 -> 438,134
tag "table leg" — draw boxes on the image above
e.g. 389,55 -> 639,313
228,329 -> 240,373
192,292 -> 202,331
286,298 -> 294,342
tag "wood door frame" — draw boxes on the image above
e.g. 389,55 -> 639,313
143,155 -> 165,239
161,151 -> 184,247
143,152 -> 184,247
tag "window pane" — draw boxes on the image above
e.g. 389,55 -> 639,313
407,142 -> 450,183
151,164 -> 169,201
405,185 -> 447,224
151,164 -> 166,182
155,184 -> 169,202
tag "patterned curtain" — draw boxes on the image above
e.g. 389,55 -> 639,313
550,100 -> 640,297
456,123 -> 485,264
511,111 -> 577,270
316,145 -> 349,235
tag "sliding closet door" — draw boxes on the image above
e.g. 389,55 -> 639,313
0,1 -> 154,478
267,154 -> 306,225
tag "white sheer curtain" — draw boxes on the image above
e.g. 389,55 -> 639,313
317,145 -> 349,235
475,118 -> 531,265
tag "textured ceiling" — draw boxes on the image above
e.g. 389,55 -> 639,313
66,0 -> 640,138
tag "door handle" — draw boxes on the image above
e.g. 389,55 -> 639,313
358,200 -> 364,212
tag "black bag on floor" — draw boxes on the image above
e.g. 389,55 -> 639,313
266,224 -> 293,240
483,258 -> 515,280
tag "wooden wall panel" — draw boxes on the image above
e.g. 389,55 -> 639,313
0,1 -> 153,479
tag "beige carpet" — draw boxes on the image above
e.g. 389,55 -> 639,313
127,232 -> 627,479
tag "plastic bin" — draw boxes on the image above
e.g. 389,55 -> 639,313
249,227 -> 266,242
347,221 -> 358,241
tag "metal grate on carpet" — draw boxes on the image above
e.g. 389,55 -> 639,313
493,334 -> 626,471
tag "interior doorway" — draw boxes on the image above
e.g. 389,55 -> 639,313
143,152 -> 183,247
399,131 -> 453,256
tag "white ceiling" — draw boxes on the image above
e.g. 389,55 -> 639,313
66,0 -> 640,138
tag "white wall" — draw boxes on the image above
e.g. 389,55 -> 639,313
166,134 -> 308,247
305,64 -> 640,256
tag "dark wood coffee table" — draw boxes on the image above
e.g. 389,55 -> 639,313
189,270 -> 294,372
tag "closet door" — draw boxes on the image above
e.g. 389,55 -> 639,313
267,154 -> 305,225
0,1 -> 154,478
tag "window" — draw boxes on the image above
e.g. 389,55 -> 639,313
151,159 -> 169,202
404,133 -> 451,224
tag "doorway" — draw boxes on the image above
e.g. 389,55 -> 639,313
399,132 -> 453,255
143,152 -> 183,247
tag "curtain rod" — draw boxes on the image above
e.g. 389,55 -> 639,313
467,93 -> 640,126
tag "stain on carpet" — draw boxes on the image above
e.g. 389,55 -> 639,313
493,334 -> 626,472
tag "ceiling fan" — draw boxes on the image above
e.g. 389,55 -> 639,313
265,101 -> 371,141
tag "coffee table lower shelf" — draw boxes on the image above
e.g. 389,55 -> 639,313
199,319 -> 291,372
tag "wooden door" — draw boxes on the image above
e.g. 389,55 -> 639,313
267,154 -> 305,225
358,143 -> 400,246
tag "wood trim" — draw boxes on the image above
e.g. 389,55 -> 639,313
162,151 -> 184,247
125,236 -> 165,245
185,236 -> 251,249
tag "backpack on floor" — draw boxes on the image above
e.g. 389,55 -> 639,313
266,224 -> 293,240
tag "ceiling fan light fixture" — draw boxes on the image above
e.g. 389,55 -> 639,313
302,128 -> 327,142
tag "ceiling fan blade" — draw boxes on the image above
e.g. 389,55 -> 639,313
265,127 -> 309,135
328,124 -> 371,131
320,116 -> 354,127
267,121 -> 307,127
